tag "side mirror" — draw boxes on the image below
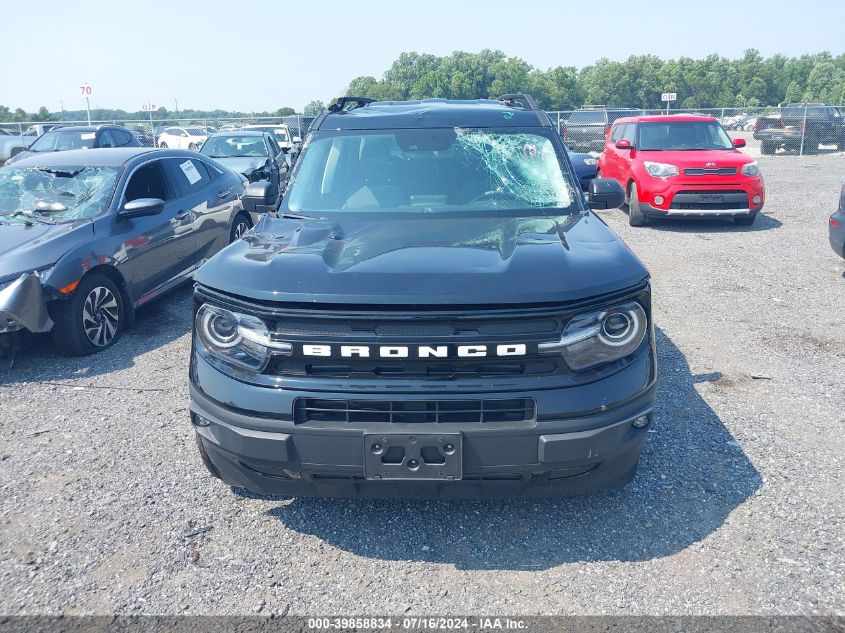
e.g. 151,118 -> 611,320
120,198 -> 165,218
9,146 -> 25,158
242,181 -> 275,214
733,138 -> 747,148
615,139 -> 632,150
587,178 -> 625,210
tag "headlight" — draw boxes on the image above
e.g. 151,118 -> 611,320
741,161 -> 760,176
195,304 -> 291,372
644,162 -> 680,178
538,302 -> 648,371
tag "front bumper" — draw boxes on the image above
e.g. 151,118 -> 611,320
189,348 -> 656,499
830,210 -> 845,258
0,273 -> 53,335
636,180 -> 765,218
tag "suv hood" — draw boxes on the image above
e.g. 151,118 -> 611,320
0,221 -> 93,281
195,213 -> 649,305
637,149 -> 754,168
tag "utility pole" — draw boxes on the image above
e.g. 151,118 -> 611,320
175,98 -> 179,117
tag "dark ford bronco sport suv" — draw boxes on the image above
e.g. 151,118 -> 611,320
189,95 -> 656,498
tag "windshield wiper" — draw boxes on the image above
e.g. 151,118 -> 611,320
0,211 -> 57,225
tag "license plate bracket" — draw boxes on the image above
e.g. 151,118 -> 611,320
363,433 -> 462,481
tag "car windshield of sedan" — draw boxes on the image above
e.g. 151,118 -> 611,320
285,128 -> 577,216
27,130 -> 98,152
201,136 -> 268,158
0,166 -> 119,224
638,121 -> 733,151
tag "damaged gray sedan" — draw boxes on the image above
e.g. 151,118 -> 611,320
0,147 -> 257,360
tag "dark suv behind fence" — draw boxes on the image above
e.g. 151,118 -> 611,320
756,103 -> 845,155
563,108 -> 641,153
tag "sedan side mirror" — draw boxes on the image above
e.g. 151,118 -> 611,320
120,198 -> 165,218
733,138 -> 747,148
242,181 -> 275,213
615,139 -> 633,150
587,178 -> 625,210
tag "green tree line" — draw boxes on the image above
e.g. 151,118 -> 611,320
4,49 -> 844,122
346,49 -> 845,110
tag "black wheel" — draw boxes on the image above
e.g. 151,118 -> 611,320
734,214 -> 756,226
195,434 -> 222,480
628,182 -> 648,227
159,141 -> 168,148
760,141 -> 775,155
188,142 -> 198,151
52,273 -> 125,356
230,213 -> 251,242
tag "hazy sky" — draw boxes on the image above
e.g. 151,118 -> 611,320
4,0 -> 843,113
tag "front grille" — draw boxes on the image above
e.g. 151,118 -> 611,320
671,189 -> 748,210
267,310 -> 568,380
683,167 -> 738,176
295,398 -> 536,424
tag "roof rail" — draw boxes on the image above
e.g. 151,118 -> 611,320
497,94 -> 539,111
327,96 -> 376,113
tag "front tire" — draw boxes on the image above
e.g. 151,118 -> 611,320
230,213 -> 251,242
52,273 -> 125,356
188,142 -> 198,151
159,141 -> 168,148
734,214 -> 757,226
628,182 -> 648,227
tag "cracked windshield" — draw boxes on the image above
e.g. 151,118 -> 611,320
286,128 -> 576,214
0,166 -> 119,224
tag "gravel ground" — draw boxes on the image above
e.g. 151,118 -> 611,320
0,155 -> 843,617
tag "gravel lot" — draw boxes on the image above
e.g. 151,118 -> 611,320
0,155 -> 843,618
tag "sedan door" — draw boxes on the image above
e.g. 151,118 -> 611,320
112,159 -> 198,305
163,157 -> 239,266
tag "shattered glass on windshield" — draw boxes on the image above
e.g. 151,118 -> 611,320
285,127 -> 577,215
454,129 -> 573,209
0,167 -> 119,224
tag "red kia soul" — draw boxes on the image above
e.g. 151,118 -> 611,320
597,115 -> 765,226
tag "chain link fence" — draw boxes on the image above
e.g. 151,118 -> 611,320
2,105 -> 844,161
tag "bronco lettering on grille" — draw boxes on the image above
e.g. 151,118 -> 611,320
301,344 -> 528,358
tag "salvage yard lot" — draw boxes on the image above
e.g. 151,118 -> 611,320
0,155 -> 843,615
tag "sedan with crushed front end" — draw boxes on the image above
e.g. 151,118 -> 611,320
199,131 -> 287,202
0,148 -> 259,360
